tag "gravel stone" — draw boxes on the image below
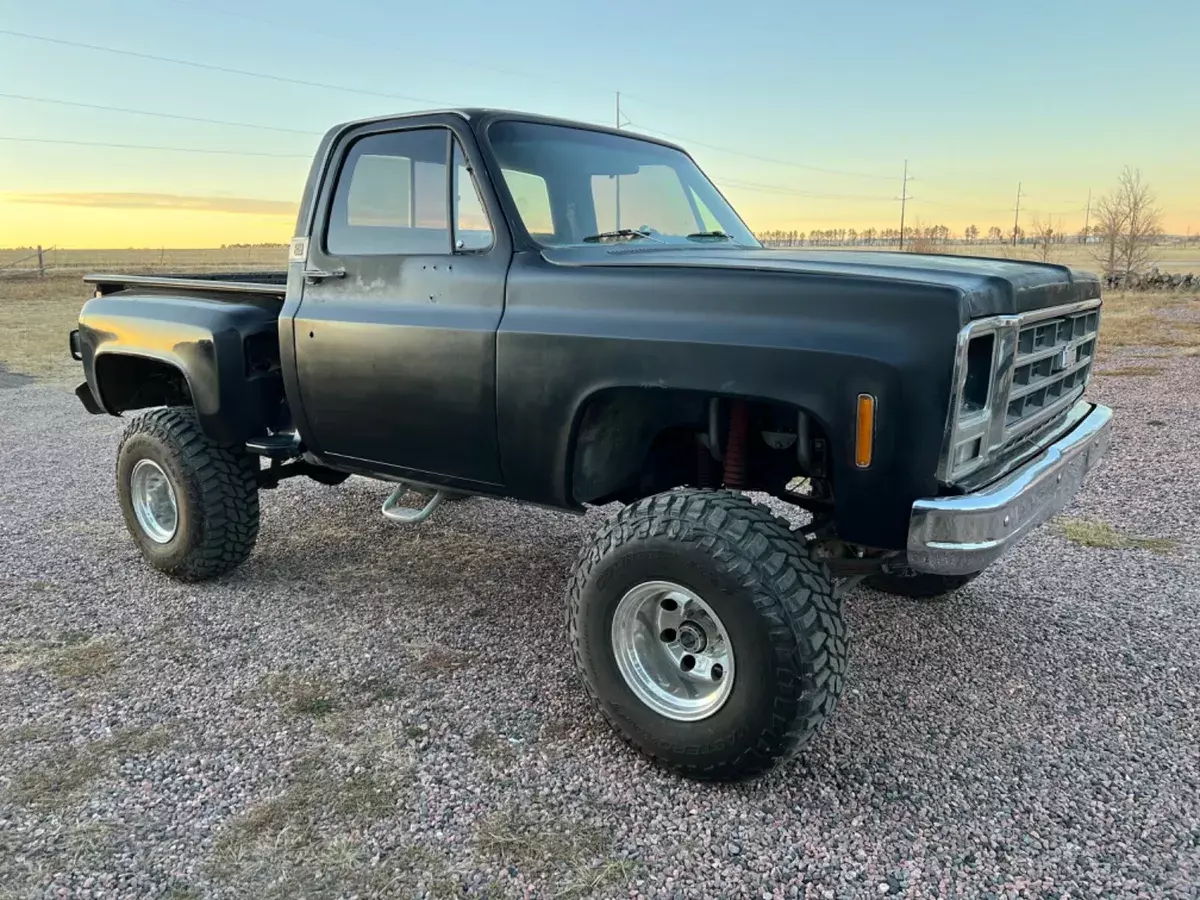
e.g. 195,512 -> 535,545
0,352 -> 1197,898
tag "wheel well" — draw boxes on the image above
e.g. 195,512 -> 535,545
569,389 -> 832,506
94,355 -> 191,413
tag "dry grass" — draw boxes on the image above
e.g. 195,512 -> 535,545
209,730 -> 421,898
0,274 -> 89,379
476,810 -> 609,869
0,248 -> 281,380
0,722 -> 66,746
1,821 -> 122,883
4,726 -> 174,807
1057,519 -> 1177,553
44,636 -> 124,680
261,672 -> 341,717
475,809 -> 634,898
0,245 -> 286,273
0,632 -> 123,681
1097,292 -> 1200,352
847,242 -> 1200,275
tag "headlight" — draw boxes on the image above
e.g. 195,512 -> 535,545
961,333 -> 995,415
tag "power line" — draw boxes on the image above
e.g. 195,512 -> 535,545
716,176 -> 893,201
162,0 -> 619,100
911,198 -> 1024,215
0,92 -> 322,135
0,28 -> 456,107
0,136 -> 310,158
627,122 -> 896,181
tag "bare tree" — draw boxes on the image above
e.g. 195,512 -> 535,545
1091,191 -> 1124,278
1029,215 -> 1060,263
987,225 -> 1003,243
1092,167 -> 1162,280
1115,167 -> 1162,278
965,224 -> 979,244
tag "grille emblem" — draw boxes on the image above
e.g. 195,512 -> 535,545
1052,347 -> 1072,372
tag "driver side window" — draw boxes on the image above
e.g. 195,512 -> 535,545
326,129 -> 496,256
327,128 -> 451,256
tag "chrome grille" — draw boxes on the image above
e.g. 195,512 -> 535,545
1005,308 -> 1099,441
938,300 -> 1101,485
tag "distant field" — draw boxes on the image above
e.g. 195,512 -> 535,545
770,242 -> 1200,275
0,246 -> 286,275
3,242 -> 1198,276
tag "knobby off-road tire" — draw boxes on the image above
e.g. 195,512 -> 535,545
863,571 -> 980,599
567,489 -> 847,781
116,407 -> 259,581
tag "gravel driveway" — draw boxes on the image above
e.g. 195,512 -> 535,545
1,361 -> 1197,900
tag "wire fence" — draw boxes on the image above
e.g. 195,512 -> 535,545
0,245 -> 54,276
0,245 -> 288,278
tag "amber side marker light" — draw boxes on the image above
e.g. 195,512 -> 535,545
855,394 -> 876,468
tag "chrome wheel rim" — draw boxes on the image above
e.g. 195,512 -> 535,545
611,580 -> 735,722
130,459 -> 178,544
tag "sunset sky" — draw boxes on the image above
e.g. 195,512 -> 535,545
2,0 -> 1197,248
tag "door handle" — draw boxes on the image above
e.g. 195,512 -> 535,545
303,266 -> 346,284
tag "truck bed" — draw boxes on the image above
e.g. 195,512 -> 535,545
84,271 -> 288,297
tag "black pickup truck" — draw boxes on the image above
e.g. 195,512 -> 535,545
69,108 -> 1112,780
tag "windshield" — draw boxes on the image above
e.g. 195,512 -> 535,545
487,121 -> 759,249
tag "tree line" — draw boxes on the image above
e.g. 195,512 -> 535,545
755,223 -> 1133,248
754,168 -> 1187,278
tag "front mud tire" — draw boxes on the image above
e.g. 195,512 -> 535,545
116,407 -> 260,581
567,489 -> 846,781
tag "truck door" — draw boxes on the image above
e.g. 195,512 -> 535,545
292,118 -> 509,487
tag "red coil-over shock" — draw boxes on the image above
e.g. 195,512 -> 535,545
722,400 -> 749,489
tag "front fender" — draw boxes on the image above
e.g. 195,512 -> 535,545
498,254 -> 963,550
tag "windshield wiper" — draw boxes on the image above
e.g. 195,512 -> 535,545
686,230 -> 740,243
581,228 -> 663,244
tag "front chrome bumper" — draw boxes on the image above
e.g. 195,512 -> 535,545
907,401 -> 1113,575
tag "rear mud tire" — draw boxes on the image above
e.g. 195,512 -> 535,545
116,407 -> 259,581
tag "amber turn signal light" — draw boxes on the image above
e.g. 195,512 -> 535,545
855,394 -> 875,468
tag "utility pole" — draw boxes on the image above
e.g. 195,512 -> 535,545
897,159 -> 910,250
1082,189 -> 1091,244
1011,182 -> 1023,247
614,91 -> 621,230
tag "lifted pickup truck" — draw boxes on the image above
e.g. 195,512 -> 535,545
70,108 -> 1112,780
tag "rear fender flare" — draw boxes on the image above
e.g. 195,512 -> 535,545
77,293 -> 275,444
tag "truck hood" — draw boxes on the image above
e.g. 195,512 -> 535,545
540,246 -> 1101,320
